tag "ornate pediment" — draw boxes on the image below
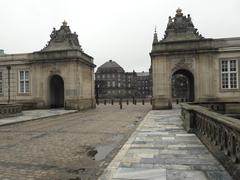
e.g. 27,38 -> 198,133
42,21 -> 83,52
161,8 -> 204,42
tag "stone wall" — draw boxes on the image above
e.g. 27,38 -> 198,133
0,104 -> 22,119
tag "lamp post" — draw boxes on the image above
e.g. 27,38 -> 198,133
6,65 -> 11,104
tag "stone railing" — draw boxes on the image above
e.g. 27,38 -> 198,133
187,101 -> 240,114
0,104 -> 22,119
181,103 -> 240,179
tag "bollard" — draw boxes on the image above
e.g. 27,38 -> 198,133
120,102 -> 122,109
104,100 -> 106,105
176,99 -> 179,104
142,99 -> 144,105
126,100 -> 129,105
111,99 -> 114,105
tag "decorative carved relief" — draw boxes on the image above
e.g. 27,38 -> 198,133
50,66 -> 60,74
171,57 -> 194,73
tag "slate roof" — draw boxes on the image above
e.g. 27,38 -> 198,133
97,60 -> 125,73
137,72 -> 149,76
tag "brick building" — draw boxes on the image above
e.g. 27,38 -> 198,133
95,60 -> 151,99
136,72 -> 151,98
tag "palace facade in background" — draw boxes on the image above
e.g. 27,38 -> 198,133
95,60 -> 151,99
151,8 -> 240,109
0,21 -> 96,110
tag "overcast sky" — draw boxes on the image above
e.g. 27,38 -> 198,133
0,0 -> 239,72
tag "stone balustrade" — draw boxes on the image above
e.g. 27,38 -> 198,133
181,103 -> 240,179
0,104 -> 22,119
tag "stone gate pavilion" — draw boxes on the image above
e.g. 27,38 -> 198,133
150,9 -> 240,109
0,21 -> 96,110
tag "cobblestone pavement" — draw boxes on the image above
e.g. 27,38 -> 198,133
0,104 -> 151,180
99,108 -> 233,180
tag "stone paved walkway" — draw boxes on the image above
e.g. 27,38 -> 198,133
99,108 -> 232,180
0,109 -> 77,126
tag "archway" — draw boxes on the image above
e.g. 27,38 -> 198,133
172,69 -> 194,102
50,75 -> 64,108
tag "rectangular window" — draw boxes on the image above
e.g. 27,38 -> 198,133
118,82 -> 121,87
0,71 -> 3,94
19,70 -> 30,93
112,81 -> 115,87
107,81 -> 111,87
221,60 -> 238,89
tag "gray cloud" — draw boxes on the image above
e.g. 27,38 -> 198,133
0,0 -> 239,71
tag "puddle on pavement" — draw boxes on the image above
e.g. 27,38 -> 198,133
94,134 -> 124,161
127,115 -> 142,128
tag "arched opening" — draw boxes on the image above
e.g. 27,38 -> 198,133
50,75 -> 64,108
172,69 -> 194,102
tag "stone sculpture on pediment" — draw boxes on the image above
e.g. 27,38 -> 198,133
161,8 -> 204,42
42,21 -> 83,52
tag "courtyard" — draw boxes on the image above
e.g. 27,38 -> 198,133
0,104 -> 151,180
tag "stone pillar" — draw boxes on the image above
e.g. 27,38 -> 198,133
152,56 -> 172,109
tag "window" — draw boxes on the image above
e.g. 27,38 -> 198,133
128,83 -> 131,88
221,60 -> 238,89
107,81 -> 111,87
102,74 -> 105,79
112,81 -> 115,87
97,75 -> 100,79
107,74 -> 110,78
19,70 -> 30,93
0,71 -> 3,94
112,74 -> 115,78
118,82 -> 121,87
